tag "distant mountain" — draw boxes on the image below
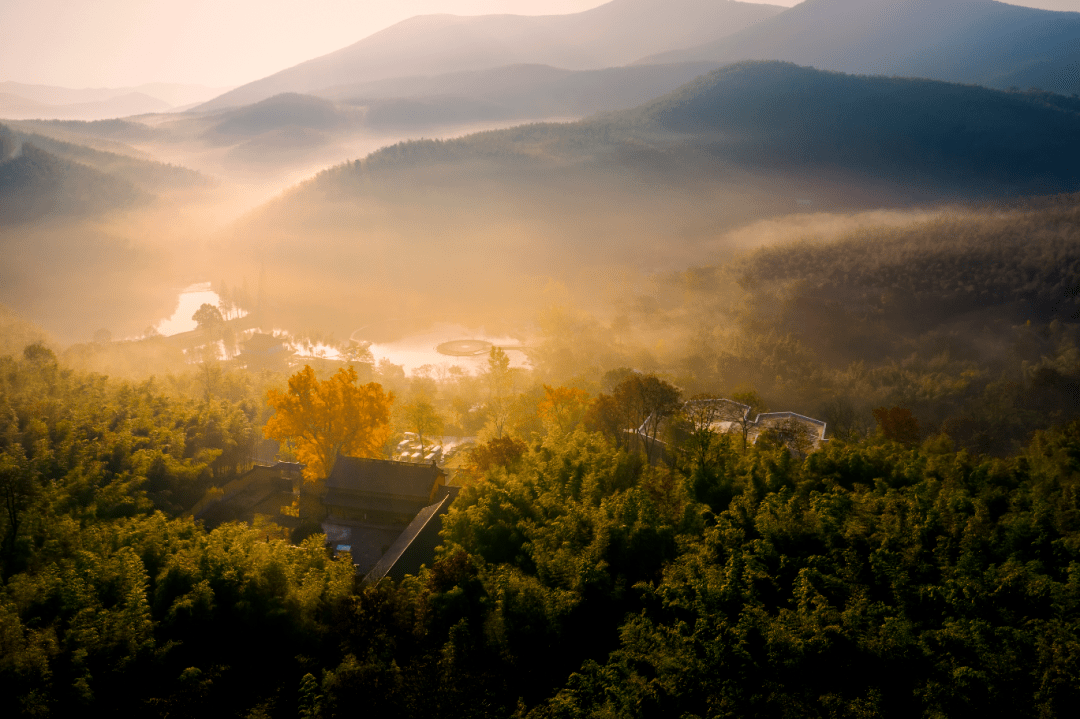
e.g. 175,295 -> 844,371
207,93 -> 360,138
0,93 -> 58,118
225,62 -> 1080,334
0,91 -> 171,121
0,139 -> 147,225
640,0 -> 1080,96
317,62 -> 1080,197
198,0 -> 783,110
14,118 -> 163,144
0,121 -> 214,225
626,62 -> 1080,190
318,62 -> 725,128
0,81 -> 233,120
1,123 -> 208,194
0,81 -> 229,107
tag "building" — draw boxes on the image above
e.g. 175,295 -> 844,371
192,461 -> 303,530
320,456 -> 458,580
237,332 -> 291,369
323,456 -> 445,526
363,485 -> 460,585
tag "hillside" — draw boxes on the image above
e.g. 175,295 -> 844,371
629,62 -> 1080,190
219,62 -> 1080,338
0,123 -> 208,193
0,81 -> 231,120
641,0 -> 1080,96
8,118 -> 163,146
0,304 -> 56,357
0,140 -> 148,225
198,0 -> 782,110
318,61 -> 725,128
312,62 -> 1080,197
0,92 -> 171,121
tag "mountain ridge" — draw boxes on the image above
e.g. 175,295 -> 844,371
304,62 -> 1080,197
196,0 -> 783,111
637,0 -> 1080,95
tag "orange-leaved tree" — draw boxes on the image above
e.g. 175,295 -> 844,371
538,385 -> 591,438
872,406 -> 920,448
265,365 -> 394,480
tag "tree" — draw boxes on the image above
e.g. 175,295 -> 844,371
342,341 -> 374,367
0,444 -> 34,559
591,374 -> 682,458
679,394 -> 726,470
402,395 -> 444,456
217,280 -> 234,320
610,375 -> 648,451
638,376 -> 682,462
731,389 -> 768,451
22,342 -> 55,364
584,392 -> 624,444
485,347 -> 514,438
192,303 -> 224,330
759,416 -> 818,456
538,385 -> 591,438
264,366 -> 394,480
467,435 -> 528,474
873,406 -> 921,447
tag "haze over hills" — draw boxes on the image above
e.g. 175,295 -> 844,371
12,62 -> 734,184
0,92 -> 172,122
316,61 -> 726,128
0,122 -> 215,339
223,62 -> 1080,335
0,82 -> 233,121
5,3 -> 1080,343
311,62 -> 1080,206
641,0 -> 1080,96
0,123 -> 208,195
0,137 -> 147,226
197,0 -> 783,111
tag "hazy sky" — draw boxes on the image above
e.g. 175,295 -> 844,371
0,0 -> 1073,89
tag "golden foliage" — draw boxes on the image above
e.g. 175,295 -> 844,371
538,384 -> 591,438
264,365 -> 393,480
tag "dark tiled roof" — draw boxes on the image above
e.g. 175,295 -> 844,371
323,489 -> 428,516
363,485 -> 460,585
327,456 -> 443,501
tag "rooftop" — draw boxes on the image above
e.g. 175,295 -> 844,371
327,456 -> 444,500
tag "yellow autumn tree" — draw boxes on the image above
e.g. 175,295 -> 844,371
264,365 -> 394,480
538,384 -> 591,438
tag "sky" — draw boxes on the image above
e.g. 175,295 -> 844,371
0,0 -> 1073,89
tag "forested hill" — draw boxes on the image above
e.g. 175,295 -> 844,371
651,194 -> 1080,452
629,62 -> 1080,190
0,141 -> 148,226
3,347 -> 1080,716
732,194 -> 1080,328
302,62 -> 1080,200
0,123 -> 207,194
639,0 -> 1080,97
227,62 -> 1080,337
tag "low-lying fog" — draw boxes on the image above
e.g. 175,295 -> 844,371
154,283 -> 530,374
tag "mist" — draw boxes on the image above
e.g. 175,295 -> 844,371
1,2 -> 1078,451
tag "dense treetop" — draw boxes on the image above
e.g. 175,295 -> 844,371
2,339 -> 1080,715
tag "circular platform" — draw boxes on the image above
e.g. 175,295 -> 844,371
436,339 -> 494,357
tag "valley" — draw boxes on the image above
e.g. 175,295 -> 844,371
3,2 -> 1080,715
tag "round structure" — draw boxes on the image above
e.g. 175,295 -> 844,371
436,339 -> 493,357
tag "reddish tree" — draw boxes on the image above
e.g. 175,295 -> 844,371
872,406 -> 921,447
468,435 -> 528,473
